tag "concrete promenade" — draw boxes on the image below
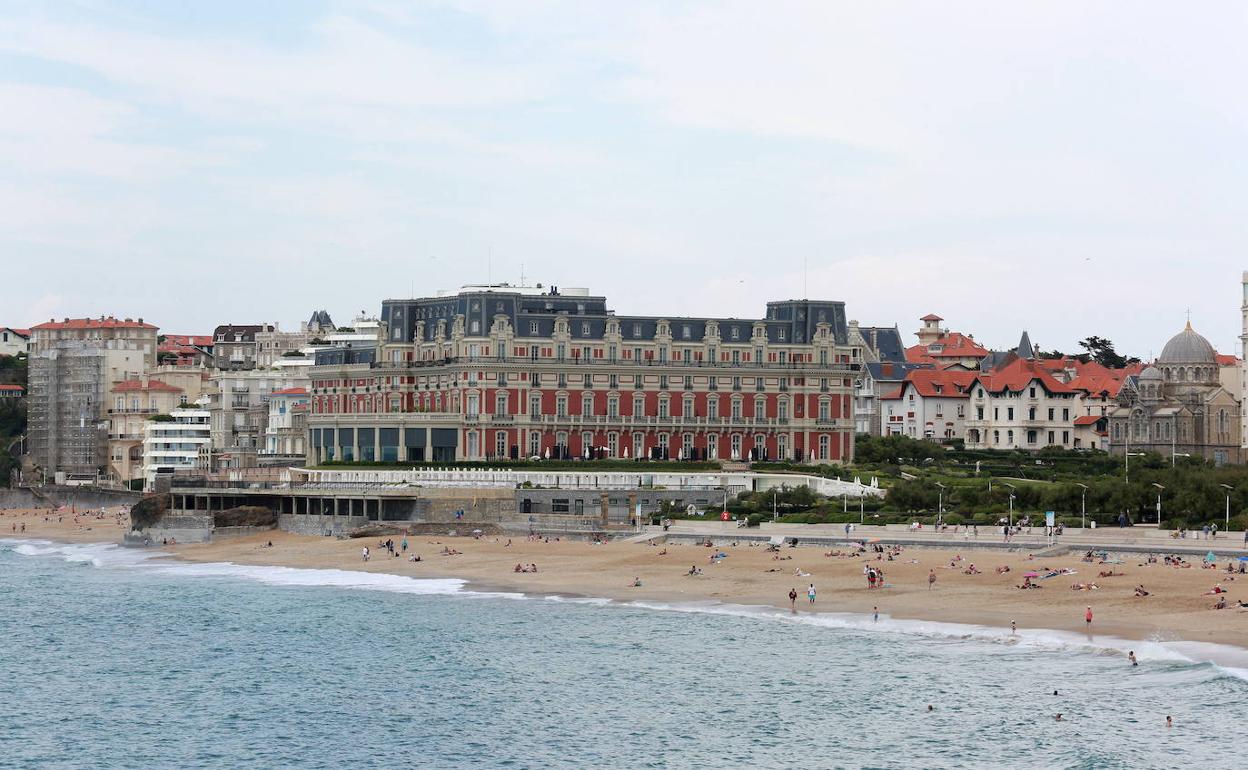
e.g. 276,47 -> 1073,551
661,519 -> 1248,558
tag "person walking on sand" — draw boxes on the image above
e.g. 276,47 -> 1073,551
362,546 -> 370,562
928,570 -> 937,590
788,588 -> 798,610
808,584 -> 816,604
1084,606 -> 1093,628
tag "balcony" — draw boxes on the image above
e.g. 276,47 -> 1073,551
108,408 -> 157,415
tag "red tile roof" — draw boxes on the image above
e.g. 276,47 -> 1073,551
0,384 -> 23,391
161,334 -> 213,348
899,369 -> 979,399
971,358 -> 1076,395
905,331 -> 990,365
270,387 -> 308,396
33,317 -> 156,331
1217,353 -> 1239,366
1073,415 -> 1104,426
0,327 -> 30,337
111,379 -> 182,393
920,314 -> 944,322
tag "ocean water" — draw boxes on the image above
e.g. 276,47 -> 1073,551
2,540 -> 1246,770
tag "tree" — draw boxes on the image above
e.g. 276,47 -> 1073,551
1078,336 -> 1140,369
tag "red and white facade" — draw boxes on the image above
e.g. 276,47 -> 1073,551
306,287 -> 860,465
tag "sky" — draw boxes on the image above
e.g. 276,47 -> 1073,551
3,1 -> 1247,358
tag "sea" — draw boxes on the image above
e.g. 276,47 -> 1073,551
2,539 -> 1246,770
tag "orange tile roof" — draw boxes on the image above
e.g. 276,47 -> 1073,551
0,384 -> 23,391
905,332 -> 989,365
270,387 -> 308,396
111,379 -> 182,393
1217,353 -> 1240,366
971,358 -> 1076,395
900,369 -> 979,398
1073,415 -> 1104,426
34,317 -> 156,331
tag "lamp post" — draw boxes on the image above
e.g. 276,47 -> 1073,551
1220,484 -> 1233,531
1151,482 -> 1165,526
1076,483 -> 1088,530
1124,452 -> 1145,484
1171,452 -> 1190,468
936,482 -> 946,527
1004,482 -> 1017,527
772,491 -> 777,523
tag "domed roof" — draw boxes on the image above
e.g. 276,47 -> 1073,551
1139,366 -> 1163,380
1158,322 -> 1217,364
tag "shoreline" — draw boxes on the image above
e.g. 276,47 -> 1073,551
8,533 -> 1248,676
5,506 -> 1248,661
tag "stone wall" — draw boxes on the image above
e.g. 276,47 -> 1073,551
279,513 -> 370,537
0,486 -> 142,511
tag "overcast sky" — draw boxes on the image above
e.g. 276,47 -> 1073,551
3,1 -> 1246,358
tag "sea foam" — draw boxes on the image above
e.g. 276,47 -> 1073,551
6,536 -> 1248,679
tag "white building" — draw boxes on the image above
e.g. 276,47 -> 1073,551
0,327 -> 30,357
263,387 -> 310,461
962,358 -> 1081,451
143,408 -> 211,489
879,369 -> 977,440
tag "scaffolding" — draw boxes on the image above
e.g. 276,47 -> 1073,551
27,345 -> 110,480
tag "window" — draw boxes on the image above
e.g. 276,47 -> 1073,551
731,326 -> 740,340
658,397 -> 669,419
778,398 -> 789,420
681,324 -> 691,340
682,433 -> 694,457
608,396 -> 619,418
1047,408 -> 1054,421
556,395 -> 568,417
581,431 -> 593,455
582,393 -> 594,416
731,433 -> 743,459
633,395 -> 645,416
607,432 -> 618,456
707,433 -> 719,459
495,431 -> 507,458
754,399 -> 765,420
632,323 -> 642,338
581,322 -> 590,336
529,321 -> 539,334
683,395 -> 694,416
529,431 -> 540,456
496,392 -> 508,416
1007,407 -> 1014,420
467,393 -> 479,416
708,397 -> 719,419
818,434 -> 830,460
818,399 -> 830,421
731,399 -> 742,419
632,432 -> 645,459
529,393 -> 542,417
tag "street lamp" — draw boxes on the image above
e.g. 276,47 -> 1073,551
1124,452 -> 1145,484
1076,483 -> 1089,530
1171,452 -> 1191,468
1004,482 -> 1017,527
935,482 -> 946,526
1220,484 -> 1233,531
1151,482 -> 1165,526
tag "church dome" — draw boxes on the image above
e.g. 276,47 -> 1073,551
1139,366 -> 1162,380
1158,322 -> 1217,364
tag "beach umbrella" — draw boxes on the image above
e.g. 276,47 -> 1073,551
1024,571 -> 1040,578
472,529 -> 482,535
623,446 -> 630,458
544,447 -> 550,460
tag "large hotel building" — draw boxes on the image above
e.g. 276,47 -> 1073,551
307,285 -> 861,465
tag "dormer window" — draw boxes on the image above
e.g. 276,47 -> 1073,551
731,327 -> 740,340
632,323 -> 642,338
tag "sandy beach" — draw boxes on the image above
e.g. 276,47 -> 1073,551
6,507 -> 1248,649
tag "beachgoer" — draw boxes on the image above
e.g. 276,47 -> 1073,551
873,606 -> 879,622
1128,651 -> 1137,666
927,705 -> 933,712
928,570 -> 936,590
362,546 -> 370,562
789,588 -> 798,609
808,584 -> 816,604
1085,606 -> 1093,627
1166,715 -> 1173,728
1011,620 -> 1017,634
632,577 -> 641,587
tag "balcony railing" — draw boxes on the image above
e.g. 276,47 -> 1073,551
353,355 -> 859,373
